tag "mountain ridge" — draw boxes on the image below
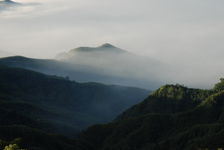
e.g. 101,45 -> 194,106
0,52 -> 160,89
0,64 -> 149,137
1,65 -> 224,149
70,43 -> 126,53
76,80 -> 224,150
56,43 -> 128,60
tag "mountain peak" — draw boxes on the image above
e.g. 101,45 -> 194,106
55,43 -> 128,60
99,43 -> 117,49
70,43 -> 126,53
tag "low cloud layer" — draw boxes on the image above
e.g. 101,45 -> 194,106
0,0 -> 224,88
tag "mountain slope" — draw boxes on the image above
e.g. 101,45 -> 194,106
0,56 -> 132,87
0,65 -> 149,137
1,64 -> 224,150
116,84 -> 211,120
55,43 -> 163,89
0,44 -> 164,89
77,80 -> 224,150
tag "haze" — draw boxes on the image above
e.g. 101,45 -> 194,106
0,0 -> 224,88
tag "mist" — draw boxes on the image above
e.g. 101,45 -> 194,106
0,0 -> 224,89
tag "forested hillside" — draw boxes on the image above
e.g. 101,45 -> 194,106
77,80 -> 224,150
1,65 -> 224,150
0,65 -> 148,150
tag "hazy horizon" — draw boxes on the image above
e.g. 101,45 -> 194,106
1,0 -> 224,89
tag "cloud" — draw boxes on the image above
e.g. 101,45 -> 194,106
0,0 -> 71,18
0,0 -> 224,88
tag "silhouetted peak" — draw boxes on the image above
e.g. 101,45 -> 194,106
69,43 -> 126,53
99,43 -> 117,49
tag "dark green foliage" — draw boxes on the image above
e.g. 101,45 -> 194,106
213,78 -> 224,91
0,65 -> 148,133
78,83 -> 224,150
116,84 -> 211,120
0,126 -> 77,150
0,65 -> 148,149
3,143 -> 26,150
2,61 -> 224,150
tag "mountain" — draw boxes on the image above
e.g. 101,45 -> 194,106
116,84 -> 211,120
0,44 -> 164,89
56,43 -> 126,60
76,79 -> 224,150
0,56 -> 153,89
0,0 -> 20,10
55,43 -> 163,89
0,65 -> 148,139
1,64 -> 224,150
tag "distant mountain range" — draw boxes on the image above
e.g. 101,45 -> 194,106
0,44 -> 164,89
2,44 -> 224,150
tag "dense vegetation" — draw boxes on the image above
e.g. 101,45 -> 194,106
0,65 -> 148,150
1,62 -> 224,150
77,80 -> 224,150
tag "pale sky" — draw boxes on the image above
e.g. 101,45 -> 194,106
0,0 -> 224,88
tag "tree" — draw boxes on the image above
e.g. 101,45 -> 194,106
214,78 -> 224,91
3,144 -> 26,150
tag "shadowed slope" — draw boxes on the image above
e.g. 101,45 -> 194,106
0,65 -> 149,137
77,80 -> 224,150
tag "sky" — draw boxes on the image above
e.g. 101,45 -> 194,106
0,0 -> 224,88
